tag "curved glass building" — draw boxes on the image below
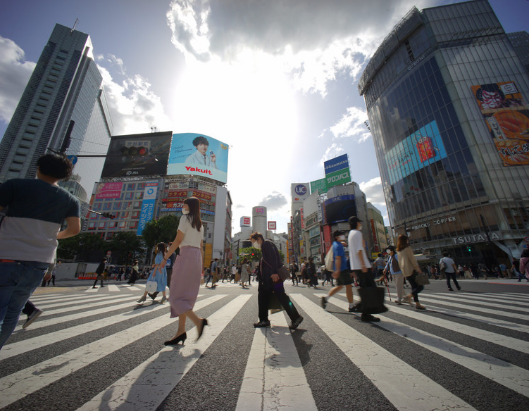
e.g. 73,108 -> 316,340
360,0 -> 529,266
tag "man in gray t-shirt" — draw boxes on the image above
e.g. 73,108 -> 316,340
440,252 -> 460,292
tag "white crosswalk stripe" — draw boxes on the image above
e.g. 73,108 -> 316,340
1,288 -> 528,410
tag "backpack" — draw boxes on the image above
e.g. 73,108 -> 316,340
324,246 -> 334,271
439,259 -> 447,273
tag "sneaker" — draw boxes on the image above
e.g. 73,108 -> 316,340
321,296 -> 328,309
23,309 -> 43,329
394,300 -> 403,305
253,321 -> 271,328
348,304 -> 360,313
448,288 -> 454,291
289,316 -> 304,330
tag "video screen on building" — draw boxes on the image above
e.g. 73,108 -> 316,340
324,195 -> 357,224
167,133 -> 229,183
385,120 -> 447,185
101,132 -> 172,178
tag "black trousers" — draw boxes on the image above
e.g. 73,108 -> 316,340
407,272 -> 423,302
93,278 -> 104,287
354,269 -> 377,316
258,283 -> 300,322
22,301 -> 36,316
446,272 -> 460,289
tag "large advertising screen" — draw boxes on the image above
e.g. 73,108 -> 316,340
324,194 -> 356,224
471,81 -> 529,166
101,132 -> 172,178
168,133 -> 229,183
95,182 -> 123,199
385,120 -> 447,185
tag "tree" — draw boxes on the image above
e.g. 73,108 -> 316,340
57,232 -> 108,261
142,215 -> 180,250
109,232 -> 146,265
239,247 -> 261,262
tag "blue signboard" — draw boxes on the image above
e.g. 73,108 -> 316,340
385,120 -> 447,185
324,154 -> 349,175
137,182 -> 158,235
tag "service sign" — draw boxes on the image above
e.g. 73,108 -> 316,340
324,154 -> 349,175
168,133 -> 229,183
326,168 -> 351,189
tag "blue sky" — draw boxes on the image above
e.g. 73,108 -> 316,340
0,0 -> 527,233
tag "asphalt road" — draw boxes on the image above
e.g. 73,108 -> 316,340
0,277 -> 528,411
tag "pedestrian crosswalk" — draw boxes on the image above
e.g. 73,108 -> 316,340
0,289 -> 528,410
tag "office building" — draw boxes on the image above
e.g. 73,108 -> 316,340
0,23 -> 113,203
359,0 -> 529,265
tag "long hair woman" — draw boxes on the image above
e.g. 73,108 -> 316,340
396,235 -> 425,310
136,243 -> 168,303
161,197 -> 207,345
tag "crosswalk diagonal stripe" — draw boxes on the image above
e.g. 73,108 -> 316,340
290,294 -> 476,410
106,285 -> 120,292
327,293 -> 529,355
76,295 -> 251,411
121,285 -> 143,291
0,295 -> 229,409
30,293 -> 99,302
0,295 -> 224,361
29,294 -> 126,310
449,293 -> 529,308
480,293 -> 529,303
423,293 -> 529,314
419,295 -> 529,321
236,312 -> 317,411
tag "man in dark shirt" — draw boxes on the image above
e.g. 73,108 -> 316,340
0,154 -> 80,349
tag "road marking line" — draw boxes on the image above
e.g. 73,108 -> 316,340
1,295 -> 225,361
29,294 -> 123,310
480,293 -> 529,303
123,285 -> 143,291
445,293 -> 529,308
236,312 -> 317,411
0,295 -> 229,409
76,295 -> 251,411
106,285 -> 120,292
85,286 -> 100,293
291,294 -> 475,410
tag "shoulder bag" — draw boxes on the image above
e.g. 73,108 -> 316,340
415,270 -> 430,285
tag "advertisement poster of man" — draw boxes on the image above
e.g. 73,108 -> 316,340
168,133 -> 229,183
101,132 -> 172,178
471,81 -> 529,167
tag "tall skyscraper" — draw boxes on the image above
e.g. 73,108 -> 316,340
0,23 -> 113,204
359,0 -> 529,266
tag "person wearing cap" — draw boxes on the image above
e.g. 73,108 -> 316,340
384,246 -> 404,304
347,216 -> 381,322
321,230 -> 356,312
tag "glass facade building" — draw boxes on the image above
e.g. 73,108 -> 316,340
0,23 -> 112,205
360,0 -> 529,265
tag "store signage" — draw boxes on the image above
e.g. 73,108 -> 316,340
95,182 -> 123,199
240,216 -> 251,227
410,216 -> 456,231
310,178 -> 328,194
326,168 -> 351,189
137,182 -> 158,235
451,232 -> 501,245
268,221 -> 277,230
324,154 -> 349,175
255,207 -> 265,214
191,190 -> 212,201
291,183 -> 310,203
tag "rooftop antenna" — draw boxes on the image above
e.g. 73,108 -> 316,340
71,18 -> 79,34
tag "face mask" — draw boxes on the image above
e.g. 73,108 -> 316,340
182,209 -> 189,215
338,235 -> 345,241
253,241 -> 261,249
358,225 -> 362,231
386,249 -> 391,254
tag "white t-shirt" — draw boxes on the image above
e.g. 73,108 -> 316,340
440,257 -> 456,273
178,216 -> 204,248
348,229 -> 371,270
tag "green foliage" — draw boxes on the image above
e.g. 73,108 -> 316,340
278,249 -> 285,262
109,231 -> 146,264
141,215 -> 180,250
57,232 -> 108,261
239,247 -> 261,262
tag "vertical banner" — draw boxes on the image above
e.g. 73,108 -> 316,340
300,207 -> 305,229
471,81 -> 529,166
137,182 -> 158,235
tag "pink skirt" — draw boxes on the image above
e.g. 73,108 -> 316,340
169,246 -> 202,317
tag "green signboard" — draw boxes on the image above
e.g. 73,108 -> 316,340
326,168 -> 351,189
310,178 -> 327,194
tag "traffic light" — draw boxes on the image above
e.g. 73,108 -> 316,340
467,246 -> 472,252
102,212 -> 116,219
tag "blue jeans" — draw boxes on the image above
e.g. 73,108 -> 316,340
0,261 -> 49,349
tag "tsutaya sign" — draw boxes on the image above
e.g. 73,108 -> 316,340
451,232 -> 501,245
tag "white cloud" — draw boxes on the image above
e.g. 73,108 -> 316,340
258,192 -> 288,211
0,36 -> 36,124
360,177 -> 385,205
166,0 -> 435,95
319,143 -> 345,166
330,106 -> 371,143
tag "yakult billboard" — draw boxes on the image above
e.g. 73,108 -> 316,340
168,133 -> 229,183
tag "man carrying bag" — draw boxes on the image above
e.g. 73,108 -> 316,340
347,216 -> 386,322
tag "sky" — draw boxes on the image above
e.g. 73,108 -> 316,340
0,0 -> 527,234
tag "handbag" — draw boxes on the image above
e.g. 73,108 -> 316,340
415,271 -> 430,285
145,281 -> 157,293
263,258 -> 289,282
358,287 -> 388,315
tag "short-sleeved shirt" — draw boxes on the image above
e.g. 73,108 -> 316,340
348,229 -> 372,270
0,179 -> 80,263
440,257 -> 456,273
332,241 -> 348,272
177,215 -> 204,248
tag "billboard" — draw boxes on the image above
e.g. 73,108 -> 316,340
268,221 -> 277,230
168,133 -> 229,183
291,183 -> 310,203
324,194 -> 357,224
326,167 -> 352,189
471,81 -> 529,166
385,120 -> 447,185
101,132 -> 172,178
324,154 -> 349,175
95,182 -> 123,199
137,182 -> 158,235
240,216 -> 251,227
310,178 -> 327,194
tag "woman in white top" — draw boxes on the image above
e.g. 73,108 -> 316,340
160,197 -> 207,346
240,258 -> 250,289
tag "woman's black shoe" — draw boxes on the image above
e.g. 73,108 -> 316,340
253,321 -> 271,328
197,318 -> 208,341
164,332 -> 187,346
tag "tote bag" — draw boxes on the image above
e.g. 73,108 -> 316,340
146,281 -> 157,293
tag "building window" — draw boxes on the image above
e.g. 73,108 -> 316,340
109,221 -> 117,229
132,211 -> 140,219
133,201 -> 141,208
88,222 -> 96,230
127,183 -> 135,191
98,222 -> 106,229
130,221 -> 138,229
118,221 -> 127,229
113,202 -> 122,210
125,192 -> 134,200
103,202 -> 111,210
